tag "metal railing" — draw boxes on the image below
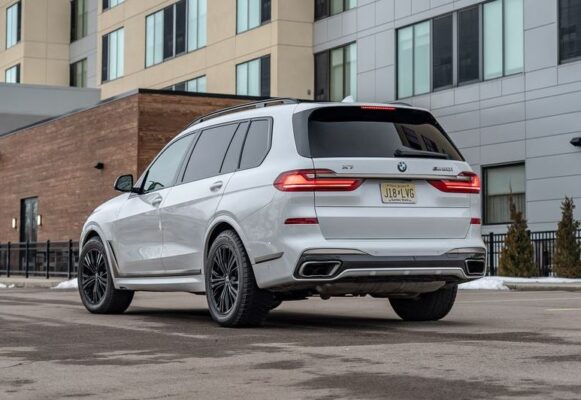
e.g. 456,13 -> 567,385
0,241 -> 79,279
483,230 -> 581,277
1,230 -> 579,279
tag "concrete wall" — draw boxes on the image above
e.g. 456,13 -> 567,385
0,83 -> 101,135
314,0 -> 581,232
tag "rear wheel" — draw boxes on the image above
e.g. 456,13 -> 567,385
205,230 -> 273,327
78,237 -> 134,314
389,284 -> 457,321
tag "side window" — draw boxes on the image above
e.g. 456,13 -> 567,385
239,120 -> 270,170
143,135 -> 195,193
182,123 -> 238,182
221,122 -> 249,174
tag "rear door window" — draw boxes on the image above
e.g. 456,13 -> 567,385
182,123 -> 238,183
299,106 -> 463,161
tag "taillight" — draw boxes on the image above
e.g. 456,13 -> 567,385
360,105 -> 396,111
274,169 -> 363,192
428,172 -> 481,194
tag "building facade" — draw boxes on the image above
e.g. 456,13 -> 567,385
0,0 -> 314,99
1,0 -> 581,233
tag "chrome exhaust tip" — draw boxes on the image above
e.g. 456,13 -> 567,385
465,259 -> 485,276
298,261 -> 341,278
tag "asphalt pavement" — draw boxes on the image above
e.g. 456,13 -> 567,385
1,288 -> 581,400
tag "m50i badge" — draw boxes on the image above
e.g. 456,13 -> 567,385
433,166 -> 453,172
397,162 -> 407,172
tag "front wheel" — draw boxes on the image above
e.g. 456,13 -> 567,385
389,284 -> 458,321
205,230 -> 273,327
78,237 -> 134,314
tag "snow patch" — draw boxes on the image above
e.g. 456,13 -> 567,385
0,283 -> 15,289
459,276 -> 581,290
53,278 -> 78,289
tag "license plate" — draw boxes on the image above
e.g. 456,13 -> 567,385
380,183 -> 417,204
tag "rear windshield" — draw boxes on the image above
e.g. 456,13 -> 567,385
293,106 -> 463,161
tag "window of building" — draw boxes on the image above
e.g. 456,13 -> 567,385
483,164 -> 526,225
396,0 -> 523,98
146,0 -> 206,67
103,0 -> 124,11
397,22 -> 430,98
188,0 -> 207,51
102,28 -> 124,82
237,0 -> 271,33
6,1 -> 21,49
559,0 -> 581,63
182,124 -> 239,183
432,14 -> 453,90
5,64 -> 20,83
71,0 -> 88,41
70,59 -> 87,87
315,0 -> 357,21
143,135 -> 195,193
165,75 -> 207,92
236,55 -> 270,96
314,43 -> 357,101
458,6 -> 480,84
483,0 -> 524,80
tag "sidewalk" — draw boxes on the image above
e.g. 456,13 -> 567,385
504,282 -> 581,292
0,277 -> 70,289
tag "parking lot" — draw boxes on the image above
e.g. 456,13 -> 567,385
1,288 -> 581,400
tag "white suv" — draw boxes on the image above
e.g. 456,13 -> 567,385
78,99 -> 486,327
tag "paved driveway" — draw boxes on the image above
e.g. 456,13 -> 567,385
1,289 -> 581,399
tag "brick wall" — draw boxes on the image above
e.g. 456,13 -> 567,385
0,91 -> 250,242
136,93 -> 248,174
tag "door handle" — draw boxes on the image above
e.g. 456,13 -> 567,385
209,181 -> 224,192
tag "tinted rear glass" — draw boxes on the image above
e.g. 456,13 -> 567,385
301,106 -> 463,161
240,120 -> 270,169
182,123 -> 238,183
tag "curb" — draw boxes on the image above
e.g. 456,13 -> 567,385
505,283 -> 581,292
0,278 -> 69,289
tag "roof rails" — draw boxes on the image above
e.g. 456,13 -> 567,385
186,98 -> 300,129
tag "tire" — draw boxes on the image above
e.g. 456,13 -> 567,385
78,237 -> 134,314
389,284 -> 458,322
205,230 -> 273,327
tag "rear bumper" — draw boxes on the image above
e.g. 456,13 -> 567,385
293,252 -> 485,282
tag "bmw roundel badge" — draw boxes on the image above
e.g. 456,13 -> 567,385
397,161 -> 408,173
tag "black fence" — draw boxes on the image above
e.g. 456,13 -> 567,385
484,230 -> 581,277
1,230 -> 580,279
0,241 -> 79,279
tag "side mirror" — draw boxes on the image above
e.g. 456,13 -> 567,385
114,174 -> 134,193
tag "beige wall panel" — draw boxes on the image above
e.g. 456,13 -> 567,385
45,59 -> 70,85
21,58 -> 47,84
277,0 -> 314,22
206,61 -> 236,94
276,45 -> 314,99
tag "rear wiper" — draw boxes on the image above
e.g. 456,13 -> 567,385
394,146 -> 450,160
